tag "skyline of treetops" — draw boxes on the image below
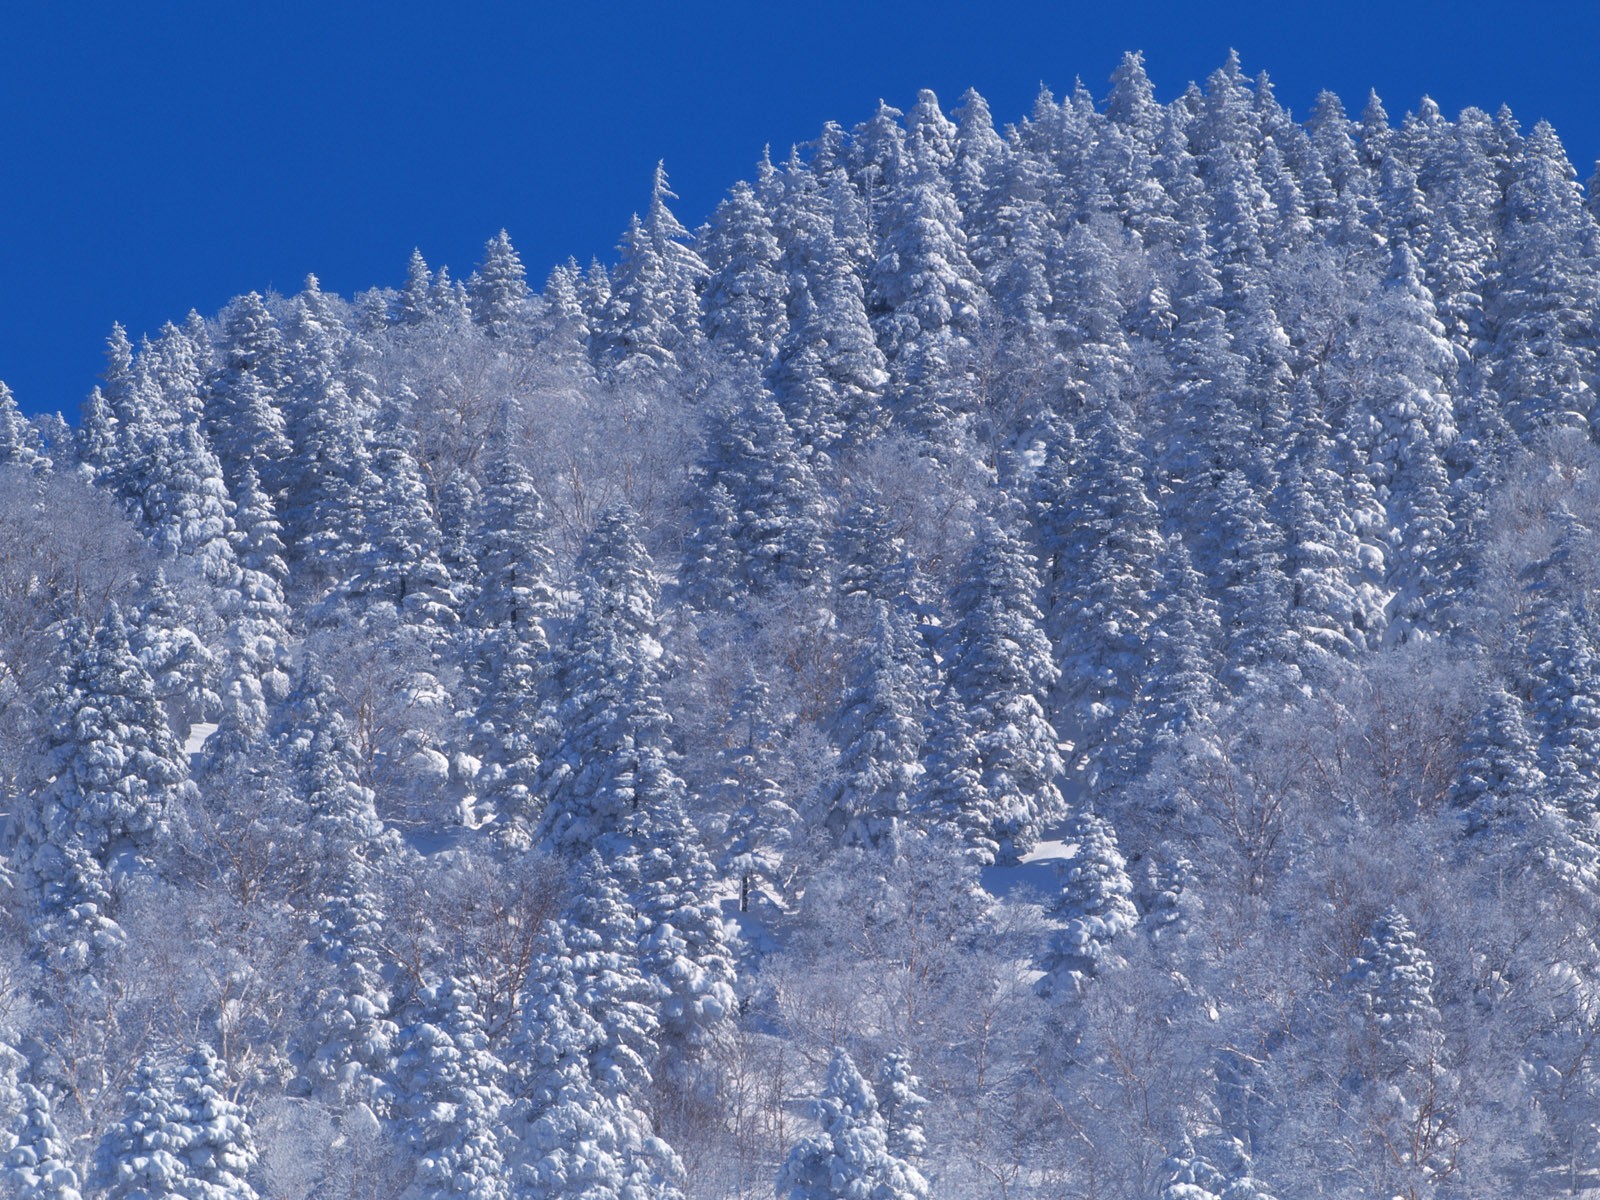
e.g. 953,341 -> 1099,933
0,48 -> 1598,1198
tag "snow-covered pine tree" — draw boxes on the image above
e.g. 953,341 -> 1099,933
873,1051 -> 929,1166
1450,684 -> 1549,851
919,685 -> 996,865
396,247 -> 435,327
299,872 -> 398,1109
1274,378 -> 1370,666
133,567 -> 218,742
766,159 -> 889,457
836,481 -> 929,617
700,179 -> 789,374
868,141 -> 984,448
1340,907 -> 1461,1197
707,673 -> 798,908
94,1060 -> 187,1200
469,229 -> 533,339
278,276 -> 375,595
2,1082 -> 82,1200
1032,407 -> 1163,793
531,505 -> 671,855
202,291 -> 292,501
392,976 -> 513,1200
594,162 -> 707,384
515,927 -> 685,1200
11,606 -> 196,970
467,444 -> 557,824
213,465 -> 293,738
172,1044 -> 259,1200
682,390 -> 830,604
628,795 -> 739,1108
1038,809 -> 1139,997
343,399 -> 458,630
1488,120 -> 1600,443
774,1048 -> 928,1200
943,514 -> 1064,860
0,383 -> 50,474
559,859 -> 662,1108
826,600 -> 927,849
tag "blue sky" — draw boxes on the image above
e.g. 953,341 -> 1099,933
4,1 -> 1598,416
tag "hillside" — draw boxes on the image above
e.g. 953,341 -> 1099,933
2,50 -> 1599,1199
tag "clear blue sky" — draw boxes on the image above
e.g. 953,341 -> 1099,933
4,1 -> 1597,417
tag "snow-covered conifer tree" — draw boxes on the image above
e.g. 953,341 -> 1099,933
94,1060 -> 187,1200
826,600 -> 927,849
12,606 -> 196,969
873,1051 -> 929,1166
172,1044 -> 260,1200
469,229 -> 533,339
3,1082 -> 82,1200
392,977 -> 512,1200
203,292 -> 292,499
766,164 -> 889,456
701,180 -> 789,374
0,383 -> 50,474
515,929 -> 684,1200
467,446 -> 557,822
682,390 -> 830,603
942,515 -> 1064,859
594,163 -> 707,382
1038,809 -> 1139,997
774,1049 -> 928,1200
1450,684 -> 1549,849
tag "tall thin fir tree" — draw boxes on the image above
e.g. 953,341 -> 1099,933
12,606 -> 197,972
2,1081 -> 82,1200
469,229 -> 533,339
943,514 -> 1065,860
595,162 -> 708,384
775,1049 -> 928,1200
826,600 -> 928,850
392,976 -> 513,1200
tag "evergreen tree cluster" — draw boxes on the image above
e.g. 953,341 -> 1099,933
1,49 -> 1599,1197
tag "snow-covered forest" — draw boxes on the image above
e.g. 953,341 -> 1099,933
3,48 -> 1600,1198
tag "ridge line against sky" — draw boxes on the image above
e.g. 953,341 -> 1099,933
4,0 -> 1597,417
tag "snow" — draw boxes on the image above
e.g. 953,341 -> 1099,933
980,837 -> 1078,901
185,721 -> 219,759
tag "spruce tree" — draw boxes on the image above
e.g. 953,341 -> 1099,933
1032,409 -> 1163,790
1038,809 -> 1139,997
467,447 -> 557,824
595,162 -> 707,383
94,1060 -> 187,1200
774,1049 -> 928,1200
766,165 -> 888,457
12,607 -> 196,969
202,291 -> 292,500
3,1083 -> 82,1200
700,180 -> 789,373
392,977 -> 513,1200
532,505 -> 672,855
826,600 -> 927,849
873,1051 -> 929,1166
469,229 -> 533,339
172,1044 -> 259,1200
0,382 -> 50,474
515,930 -> 684,1200
943,516 -> 1064,859
682,391 -> 830,604
707,674 -> 798,908
1449,684 -> 1549,848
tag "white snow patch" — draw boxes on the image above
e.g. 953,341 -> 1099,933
981,836 -> 1080,901
1019,839 -> 1079,865
185,722 -> 219,759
